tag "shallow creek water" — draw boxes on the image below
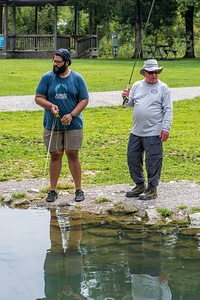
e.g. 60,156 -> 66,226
0,206 -> 200,300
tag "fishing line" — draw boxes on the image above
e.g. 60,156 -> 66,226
0,256 -> 35,299
42,113 -> 68,190
43,114 -> 59,178
127,0 -> 156,88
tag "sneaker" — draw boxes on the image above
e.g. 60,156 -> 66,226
75,189 -> 85,202
139,186 -> 157,200
126,183 -> 145,198
46,190 -> 58,202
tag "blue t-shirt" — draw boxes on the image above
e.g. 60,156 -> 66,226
36,70 -> 89,130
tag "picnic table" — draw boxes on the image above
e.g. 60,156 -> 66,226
143,43 -> 177,60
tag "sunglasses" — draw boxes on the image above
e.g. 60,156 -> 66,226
145,70 -> 159,75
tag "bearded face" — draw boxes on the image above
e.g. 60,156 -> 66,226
53,62 -> 67,75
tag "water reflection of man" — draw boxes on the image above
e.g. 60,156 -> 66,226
37,208 -> 86,300
123,232 -> 172,300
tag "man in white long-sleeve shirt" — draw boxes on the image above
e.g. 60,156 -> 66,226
122,232 -> 172,300
122,59 -> 173,200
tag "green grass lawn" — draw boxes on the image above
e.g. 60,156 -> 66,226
0,58 -> 200,96
0,98 -> 199,185
0,58 -> 199,185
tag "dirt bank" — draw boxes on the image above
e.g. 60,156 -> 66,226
1,178 -> 200,221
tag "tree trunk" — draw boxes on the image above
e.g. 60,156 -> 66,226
183,5 -> 195,58
134,0 -> 142,59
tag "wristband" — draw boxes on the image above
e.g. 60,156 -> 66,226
70,112 -> 75,119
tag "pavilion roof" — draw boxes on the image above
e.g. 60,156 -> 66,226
0,0 -> 70,6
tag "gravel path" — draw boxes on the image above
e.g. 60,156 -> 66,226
0,88 -> 200,219
0,86 -> 200,111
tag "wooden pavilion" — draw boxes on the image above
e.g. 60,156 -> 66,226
0,0 -> 98,58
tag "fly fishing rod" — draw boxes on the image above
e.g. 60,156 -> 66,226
123,0 -> 156,103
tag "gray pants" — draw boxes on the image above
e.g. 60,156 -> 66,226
127,134 -> 163,187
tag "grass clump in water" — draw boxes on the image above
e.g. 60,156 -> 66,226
157,207 -> 172,217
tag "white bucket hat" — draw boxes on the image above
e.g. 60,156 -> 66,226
140,59 -> 163,75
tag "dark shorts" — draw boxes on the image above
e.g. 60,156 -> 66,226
44,128 -> 83,153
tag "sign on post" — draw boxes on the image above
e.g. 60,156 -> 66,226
112,32 -> 118,59
0,36 -> 5,48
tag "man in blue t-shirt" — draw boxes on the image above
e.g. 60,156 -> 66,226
35,48 -> 89,202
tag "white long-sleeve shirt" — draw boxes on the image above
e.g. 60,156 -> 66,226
125,79 -> 173,137
131,274 -> 172,300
